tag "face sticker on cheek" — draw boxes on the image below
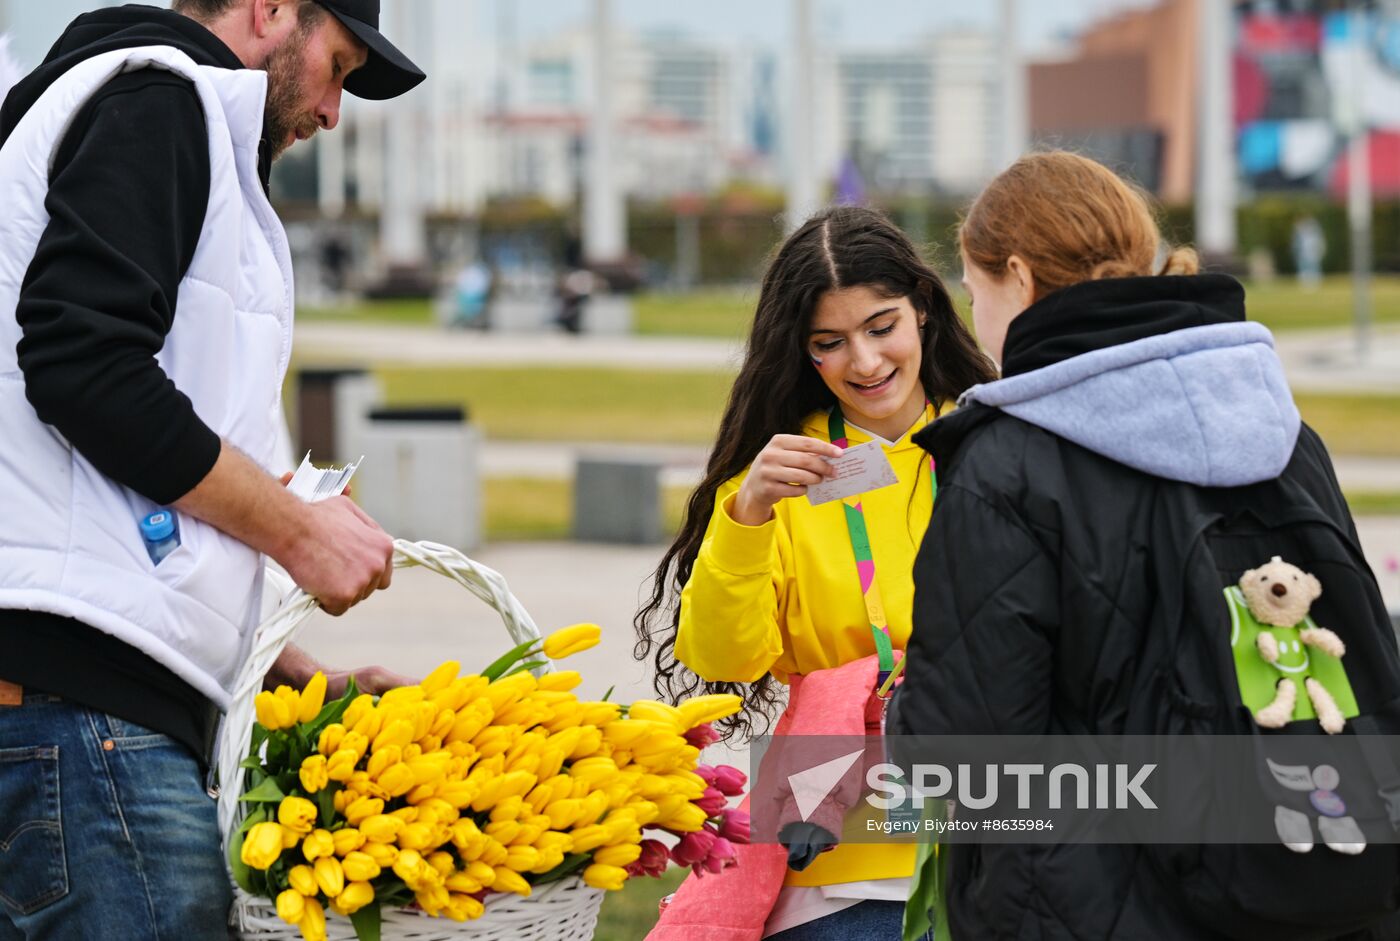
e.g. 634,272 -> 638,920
810,355 -> 824,367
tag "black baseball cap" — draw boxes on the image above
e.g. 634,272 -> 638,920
314,0 -> 426,100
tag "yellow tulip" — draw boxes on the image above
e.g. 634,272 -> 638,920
378,684 -> 426,709
340,730 -> 371,761
273,684 -> 301,722
344,795 -> 384,826
240,821 -> 284,870
299,755 -> 329,794
581,702 -> 622,726
341,694 -> 374,730
372,719 -> 414,754
583,863 -> 629,892
532,848 -> 566,874
635,797 -> 664,825
445,893 -> 485,922
254,691 -> 293,731
491,867 -> 532,897
505,845 -> 540,871
313,856 -> 345,897
331,827 -> 365,856
542,798 -> 583,830
359,814 -> 405,843
325,748 -> 358,783
569,824 -> 611,854
628,699 -> 684,731
361,841 -> 399,868
336,880 -> 375,916
397,822 -> 434,851
479,838 -> 510,867
483,819 -> 521,845
350,708 -> 383,741
297,672 -> 327,723
277,797 -> 318,835
541,623 -> 601,660
287,864 -> 317,896
420,660 -> 461,695
537,670 -> 582,692
663,801 -> 709,832
677,693 -> 744,730
275,888 -> 305,925
377,763 -> 417,797
301,828 -> 335,861
445,871 -> 482,894
392,848 -> 427,883
316,723 -> 346,756
299,898 -> 327,941
341,851 -> 381,882
594,843 -> 643,868
366,744 -> 401,780
484,672 -> 536,713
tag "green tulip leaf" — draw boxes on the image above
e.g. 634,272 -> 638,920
482,638 -> 543,681
350,903 -> 382,941
316,787 -> 337,826
501,659 -> 549,678
227,827 -> 257,894
240,777 -> 286,803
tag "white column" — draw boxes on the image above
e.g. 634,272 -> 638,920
1346,7 -> 1372,358
1196,0 -> 1236,259
998,0 -> 1027,169
380,0 -> 426,266
584,0 -> 625,264
785,0 -> 819,232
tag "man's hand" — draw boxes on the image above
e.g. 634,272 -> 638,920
176,442 -> 393,615
267,643 -> 415,697
277,495 -> 394,616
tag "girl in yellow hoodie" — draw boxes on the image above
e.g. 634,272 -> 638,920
635,206 -> 995,938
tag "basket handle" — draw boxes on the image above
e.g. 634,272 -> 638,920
216,538 -> 547,844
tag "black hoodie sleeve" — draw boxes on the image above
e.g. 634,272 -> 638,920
15,70 -> 221,505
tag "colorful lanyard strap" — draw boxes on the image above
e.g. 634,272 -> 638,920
827,403 -> 936,682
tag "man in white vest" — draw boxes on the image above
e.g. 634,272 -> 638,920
0,1 -> 424,936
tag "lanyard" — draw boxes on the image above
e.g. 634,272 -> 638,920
827,403 -> 936,679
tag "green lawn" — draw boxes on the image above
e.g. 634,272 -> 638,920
1293,393 -> 1400,457
378,366 -> 734,444
594,869 -> 685,940
1345,492 -> 1400,515
295,276 -> 1400,339
634,290 -> 756,338
299,297 -> 434,325
485,477 -> 691,541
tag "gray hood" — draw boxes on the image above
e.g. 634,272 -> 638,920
960,322 -> 1300,487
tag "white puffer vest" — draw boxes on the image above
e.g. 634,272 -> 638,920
0,46 -> 293,709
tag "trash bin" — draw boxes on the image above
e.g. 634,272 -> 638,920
296,367 -> 380,464
573,454 -> 663,544
354,406 -> 481,551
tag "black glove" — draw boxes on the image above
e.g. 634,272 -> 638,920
778,821 -> 838,872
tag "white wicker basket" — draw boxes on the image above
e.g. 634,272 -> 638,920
216,539 -> 606,941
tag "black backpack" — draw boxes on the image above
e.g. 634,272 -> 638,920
1131,473 -> 1400,941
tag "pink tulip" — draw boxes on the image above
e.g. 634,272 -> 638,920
670,829 -> 716,868
625,838 -> 671,878
695,787 -> 727,817
718,808 -> 751,844
695,764 -> 717,787
696,837 -> 738,876
685,723 -> 722,749
712,764 -> 747,797
1386,555 -> 1399,574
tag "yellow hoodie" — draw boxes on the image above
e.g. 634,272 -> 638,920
676,403 -> 938,887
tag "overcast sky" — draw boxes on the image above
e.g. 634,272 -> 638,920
3,0 -> 1159,72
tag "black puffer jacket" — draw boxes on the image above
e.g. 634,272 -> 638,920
888,275 -> 1395,940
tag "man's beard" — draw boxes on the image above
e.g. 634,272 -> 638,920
263,32 -> 318,161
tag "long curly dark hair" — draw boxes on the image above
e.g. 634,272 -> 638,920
633,206 -> 996,741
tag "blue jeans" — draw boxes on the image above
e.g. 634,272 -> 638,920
768,900 -> 934,940
0,694 -> 230,940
